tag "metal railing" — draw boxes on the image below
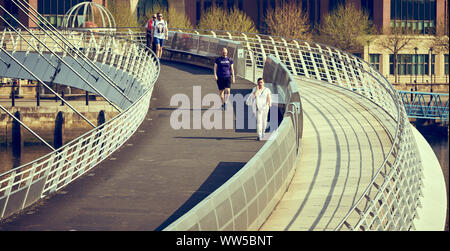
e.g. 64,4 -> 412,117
0,24 -> 159,220
151,28 -> 422,231
398,90 -> 449,121
1,23 -> 424,230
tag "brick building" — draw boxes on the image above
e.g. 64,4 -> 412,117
168,0 -> 449,87
0,0 -> 108,28
1,0 -> 448,87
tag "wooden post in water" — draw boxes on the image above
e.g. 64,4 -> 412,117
97,110 -> 106,126
12,111 -> 22,158
11,81 -> 15,107
54,111 -> 64,149
36,82 -> 40,107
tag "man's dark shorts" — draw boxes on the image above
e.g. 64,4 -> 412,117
217,76 -> 231,90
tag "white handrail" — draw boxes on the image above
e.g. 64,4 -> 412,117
159,28 -> 422,231
0,28 -> 160,220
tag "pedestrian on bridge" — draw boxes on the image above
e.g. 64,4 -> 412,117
214,47 -> 235,110
246,78 -> 271,141
152,12 -> 168,59
145,14 -> 157,52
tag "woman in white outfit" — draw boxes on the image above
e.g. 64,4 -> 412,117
247,78 -> 271,141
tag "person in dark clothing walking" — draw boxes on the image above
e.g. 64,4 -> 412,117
145,14 -> 157,52
214,47 -> 235,110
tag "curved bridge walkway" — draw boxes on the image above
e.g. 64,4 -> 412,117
0,61 -> 264,231
261,79 -> 395,230
0,62 -> 396,231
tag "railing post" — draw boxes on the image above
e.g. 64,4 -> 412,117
64,142 -> 82,186
256,35 -> 267,63
281,38 -> 297,76
268,36 -> 280,60
293,40 -> 310,79
315,44 -> 332,83
1,170 -> 17,218
304,42 -> 321,81
48,149 -> 68,193
21,163 -> 37,210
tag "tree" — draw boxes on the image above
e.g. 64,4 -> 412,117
317,2 -> 373,53
264,0 -> 311,41
107,0 -> 139,27
167,7 -> 193,29
140,2 -> 193,29
377,27 -> 415,84
431,19 -> 449,53
197,6 -> 258,33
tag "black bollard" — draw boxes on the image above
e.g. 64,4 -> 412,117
86,91 -> 89,106
54,111 -> 64,149
61,90 -> 64,106
12,111 -> 22,158
11,81 -> 15,107
36,82 -> 40,107
97,110 -> 106,126
97,110 -> 106,156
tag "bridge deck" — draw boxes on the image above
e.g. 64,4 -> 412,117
0,62 -> 397,231
0,61 -> 264,230
261,80 -> 395,230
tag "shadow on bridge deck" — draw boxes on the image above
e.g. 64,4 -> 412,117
0,61 -> 265,231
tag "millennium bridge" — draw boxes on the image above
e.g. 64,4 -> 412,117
0,2 -> 447,231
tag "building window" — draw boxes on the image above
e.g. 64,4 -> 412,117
389,54 -> 435,75
37,0 -> 89,27
390,0 -> 436,34
360,0 -> 374,20
445,54 -> 449,75
329,0 -> 346,12
369,54 -> 380,71
3,0 -> 19,27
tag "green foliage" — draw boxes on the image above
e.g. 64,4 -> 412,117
197,6 -> 258,33
318,2 -> 374,53
167,7 -> 193,29
264,1 -> 311,41
140,2 -> 193,29
107,0 -> 139,27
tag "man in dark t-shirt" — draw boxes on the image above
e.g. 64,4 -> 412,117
214,48 -> 235,110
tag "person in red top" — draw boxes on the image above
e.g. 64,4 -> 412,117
145,14 -> 157,52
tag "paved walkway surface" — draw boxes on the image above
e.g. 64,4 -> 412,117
0,61 -> 264,230
261,79 -> 395,231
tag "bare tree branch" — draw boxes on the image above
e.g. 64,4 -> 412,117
431,19 -> 449,53
139,2 -> 193,29
197,6 -> 258,33
317,2 -> 373,53
377,27 -> 415,84
107,0 -> 139,27
264,1 -> 311,41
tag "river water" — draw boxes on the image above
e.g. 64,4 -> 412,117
0,122 -> 448,230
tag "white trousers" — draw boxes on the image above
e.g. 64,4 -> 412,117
256,108 -> 269,137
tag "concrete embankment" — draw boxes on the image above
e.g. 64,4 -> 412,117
0,100 -> 119,147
